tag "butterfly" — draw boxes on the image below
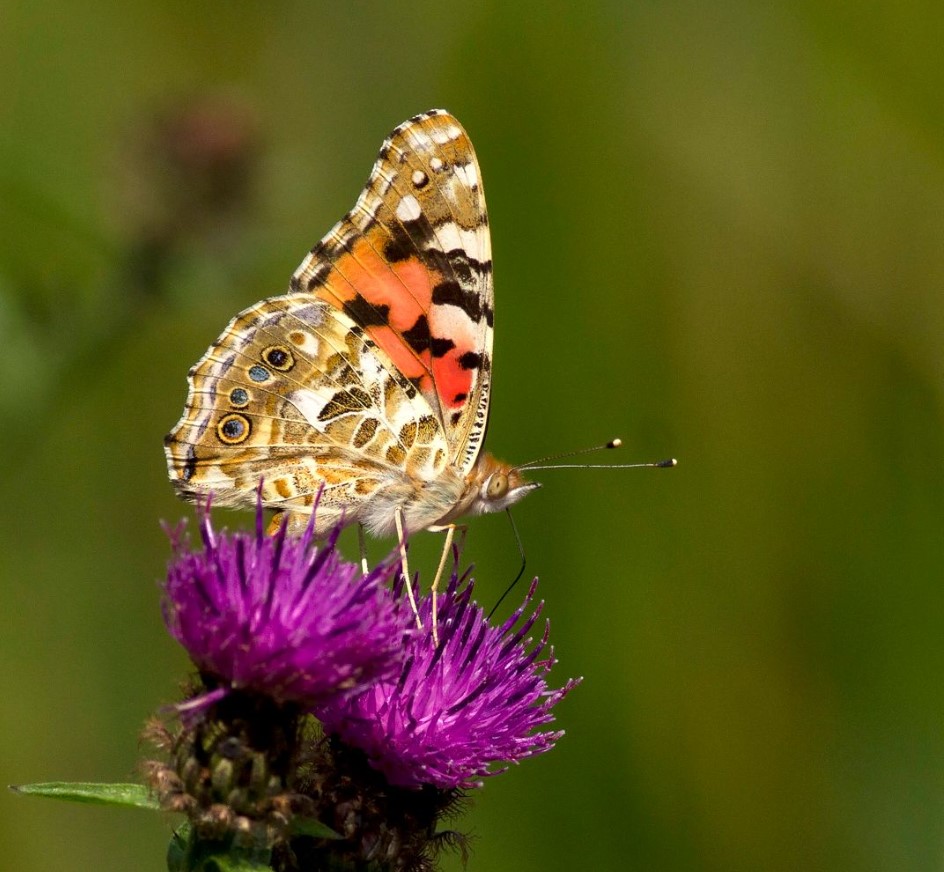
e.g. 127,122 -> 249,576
165,110 -> 540,634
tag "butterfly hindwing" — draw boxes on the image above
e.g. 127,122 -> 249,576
164,293 -> 451,533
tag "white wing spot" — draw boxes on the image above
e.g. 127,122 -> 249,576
431,124 -> 462,144
434,221 -> 482,255
290,388 -> 331,427
412,169 -> 428,187
395,194 -> 422,222
289,331 -> 319,357
430,157 -> 444,172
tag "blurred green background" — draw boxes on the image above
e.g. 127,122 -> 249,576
3,1 -> 944,870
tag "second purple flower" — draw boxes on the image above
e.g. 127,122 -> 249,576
316,569 -> 580,790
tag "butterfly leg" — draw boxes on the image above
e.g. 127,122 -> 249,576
429,524 -> 459,647
357,524 -> 369,575
394,506 -> 423,630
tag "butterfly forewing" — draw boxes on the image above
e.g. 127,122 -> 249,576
291,110 -> 494,475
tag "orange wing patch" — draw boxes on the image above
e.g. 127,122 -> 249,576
314,237 -> 477,416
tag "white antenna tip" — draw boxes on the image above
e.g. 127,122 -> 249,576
658,458 -> 678,468
607,438 -> 622,449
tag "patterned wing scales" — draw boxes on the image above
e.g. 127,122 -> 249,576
291,110 -> 494,476
164,293 -> 454,534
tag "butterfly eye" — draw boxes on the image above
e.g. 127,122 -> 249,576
486,473 -> 508,500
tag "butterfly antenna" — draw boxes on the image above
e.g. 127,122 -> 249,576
487,508 -> 528,621
515,437 -> 677,472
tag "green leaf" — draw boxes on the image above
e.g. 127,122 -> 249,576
10,781 -> 159,810
289,815 -> 342,840
177,842 -> 272,871
167,822 -> 192,872
168,825 -> 274,872
196,854 -> 273,872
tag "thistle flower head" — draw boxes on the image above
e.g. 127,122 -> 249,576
316,568 -> 580,790
153,511 -> 577,864
162,508 -> 406,709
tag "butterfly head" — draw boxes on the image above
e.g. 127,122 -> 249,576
466,452 -> 541,517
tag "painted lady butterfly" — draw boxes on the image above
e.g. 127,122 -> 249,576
165,110 -> 539,626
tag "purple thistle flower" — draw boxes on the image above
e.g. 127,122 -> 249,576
162,507 -> 407,709
315,568 -> 580,790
